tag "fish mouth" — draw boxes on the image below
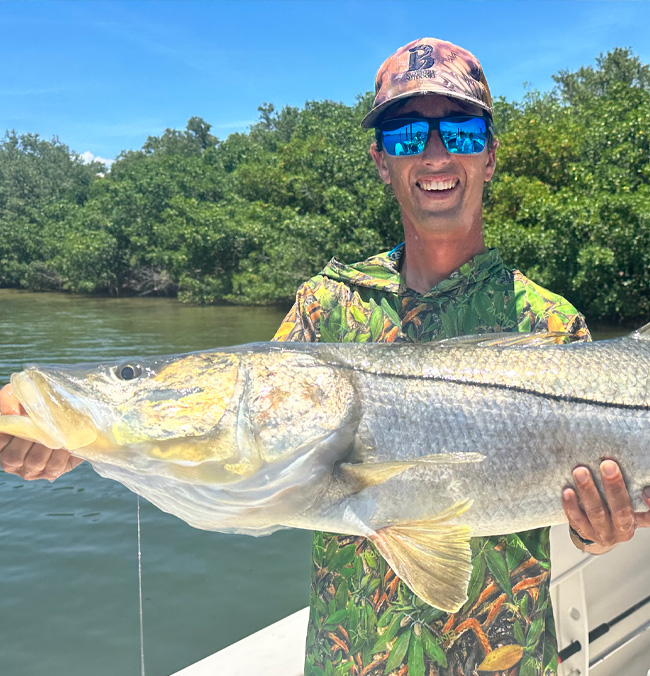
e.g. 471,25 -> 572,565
11,369 -> 98,451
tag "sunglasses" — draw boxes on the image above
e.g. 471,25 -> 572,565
378,115 -> 490,156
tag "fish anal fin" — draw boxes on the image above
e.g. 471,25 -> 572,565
369,499 -> 473,613
338,453 -> 484,494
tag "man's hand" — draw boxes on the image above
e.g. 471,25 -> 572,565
0,383 -> 82,481
562,460 -> 650,554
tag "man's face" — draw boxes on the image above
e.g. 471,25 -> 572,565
370,96 -> 496,238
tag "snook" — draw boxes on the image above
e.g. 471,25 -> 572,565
2,327 -> 650,612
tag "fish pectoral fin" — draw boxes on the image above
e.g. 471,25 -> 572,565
0,414 -> 59,447
369,499 -> 473,613
338,452 -> 484,494
337,461 -> 419,492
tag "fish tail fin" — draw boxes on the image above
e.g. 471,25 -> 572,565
369,499 -> 473,613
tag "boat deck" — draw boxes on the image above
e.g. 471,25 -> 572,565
172,525 -> 650,676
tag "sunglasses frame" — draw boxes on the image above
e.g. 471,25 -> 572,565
377,115 -> 492,157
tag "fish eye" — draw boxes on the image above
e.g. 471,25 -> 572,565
116,363 -> 142,381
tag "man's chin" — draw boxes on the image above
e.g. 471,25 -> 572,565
410,205 -> 464,233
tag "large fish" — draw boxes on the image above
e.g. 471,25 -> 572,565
1,327 -> 650,612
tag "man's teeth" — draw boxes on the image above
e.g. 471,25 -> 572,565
418,178 -> 459,191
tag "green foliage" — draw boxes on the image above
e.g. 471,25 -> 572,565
0,131 -> 102,287
485,47 -> 650,322
142,116 -> 219,156
2,50 -> 650,321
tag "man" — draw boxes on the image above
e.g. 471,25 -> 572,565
272,38 -> 650,675
0,36 -> 648,676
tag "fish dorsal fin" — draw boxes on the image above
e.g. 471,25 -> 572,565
439,331 -> 570,349
369,499 -> 473,613
630,321 -> 650,340
338,452 -> 485,494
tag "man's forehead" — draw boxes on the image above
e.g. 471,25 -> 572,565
384,94 -> 483,120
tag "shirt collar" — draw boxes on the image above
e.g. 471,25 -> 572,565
386,244 -> 506,298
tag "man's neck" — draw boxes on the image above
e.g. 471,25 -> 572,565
400,225 -> 488,294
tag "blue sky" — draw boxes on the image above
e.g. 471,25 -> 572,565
3,0 -> 650,164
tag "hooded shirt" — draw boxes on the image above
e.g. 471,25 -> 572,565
274,245 -> 590,676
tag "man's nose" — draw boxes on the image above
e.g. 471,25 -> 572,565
421,130 -> 449,161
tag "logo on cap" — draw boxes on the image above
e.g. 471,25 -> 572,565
408,45 -> 435,71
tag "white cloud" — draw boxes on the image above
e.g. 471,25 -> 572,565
78,150 -> 115,169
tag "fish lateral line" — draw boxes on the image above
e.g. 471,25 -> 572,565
310,358 -> 650,412
426,376 -> 650,411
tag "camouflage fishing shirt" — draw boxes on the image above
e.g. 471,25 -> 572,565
273,246 -> 591,676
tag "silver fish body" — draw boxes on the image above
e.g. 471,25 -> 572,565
2,328 -> 650,611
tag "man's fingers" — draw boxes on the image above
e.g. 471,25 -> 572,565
571,465 -> 615,545
600,460 -> 636,541
635,510 -> 650,528
0,436 -> 34,473
0,437 -> 80,481
562,486 -> 596,542
0,384 -> 25,416
0,433 -> 12,453
43,448 -> 76,480
565,462 -> 648,550
66,456 -> 84,473
18,443 -> 54,480
634,487 -> 650,528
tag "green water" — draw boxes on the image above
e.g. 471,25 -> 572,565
0,290 -> 312,676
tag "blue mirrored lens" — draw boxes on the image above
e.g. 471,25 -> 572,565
439,117 -> 487,154
381,120 -> 429,156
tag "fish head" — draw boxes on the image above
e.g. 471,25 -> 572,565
9,351 -> 244,477
4,344 -> 363,533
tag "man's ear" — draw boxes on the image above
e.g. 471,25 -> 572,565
370,142 -> 391,185
484,138 -> 499,183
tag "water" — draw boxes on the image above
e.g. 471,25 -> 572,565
0,290 -> 312,676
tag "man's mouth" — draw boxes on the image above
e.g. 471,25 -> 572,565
416,178 -> 460,192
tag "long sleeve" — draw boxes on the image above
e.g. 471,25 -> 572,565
273,281 -> 321,343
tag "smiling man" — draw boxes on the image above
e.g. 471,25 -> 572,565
369,94 -> 495,293
273,38 -> 650,676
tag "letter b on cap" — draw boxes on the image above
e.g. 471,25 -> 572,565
408,45 -> 435,71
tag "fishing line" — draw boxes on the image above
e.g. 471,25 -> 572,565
137,495 -> 146,676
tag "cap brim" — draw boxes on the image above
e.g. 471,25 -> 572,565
361,90 -> 492,129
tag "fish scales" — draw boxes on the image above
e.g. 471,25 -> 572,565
342,376 -> 650,533
309,336 -> 650,537
2,327 -> 650,611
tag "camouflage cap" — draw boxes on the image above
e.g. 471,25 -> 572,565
361,37 -> 493,129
